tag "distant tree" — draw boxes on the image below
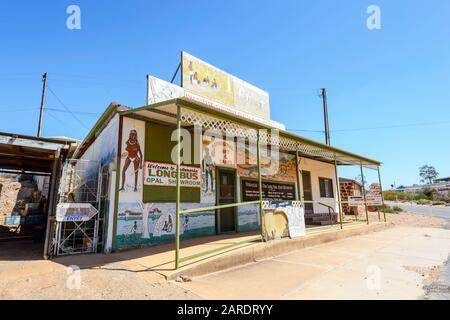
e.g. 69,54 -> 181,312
419,165 -> 439,185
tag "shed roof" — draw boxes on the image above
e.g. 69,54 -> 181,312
0,132 -> 76,173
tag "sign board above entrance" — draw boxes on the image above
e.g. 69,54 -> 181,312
181,51 -> 271,121
144,161 -> 201,188
56,203 -> 98,222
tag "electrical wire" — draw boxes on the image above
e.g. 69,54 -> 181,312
288,120 -> 450,134
46,85 -> 89,129
45,107 -> 101,117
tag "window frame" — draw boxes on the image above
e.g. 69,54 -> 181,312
319,177 -> 334,198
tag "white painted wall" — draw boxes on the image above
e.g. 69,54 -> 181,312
299,157 -> 338,214
104,171 -> 116,253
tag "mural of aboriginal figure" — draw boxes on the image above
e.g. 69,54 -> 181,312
119,129 -> 143,192
202,147 -> 214,193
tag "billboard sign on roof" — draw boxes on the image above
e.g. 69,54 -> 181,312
181,51 -> 271,121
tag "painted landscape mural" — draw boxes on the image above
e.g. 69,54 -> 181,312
115,118 -> 217,249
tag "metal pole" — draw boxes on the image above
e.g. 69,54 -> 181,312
295,151 -> 303,206
175,105 -> 181,269
377,166 -> 387,222
321,88 -> 330,146
37,72 -> 48,137
360,162 -> 369,224
171,62 -> 181,84
43,148 -> 60,259
146,74 -> 150,105
334,156 -> 344,229
256,130 -> 265,241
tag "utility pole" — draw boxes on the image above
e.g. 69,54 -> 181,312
37,72 -> 48,137
321,88 -> 331,145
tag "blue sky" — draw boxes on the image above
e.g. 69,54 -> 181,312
1,0 -> 449,187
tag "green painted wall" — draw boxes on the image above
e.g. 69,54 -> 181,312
143,122 -> 200,202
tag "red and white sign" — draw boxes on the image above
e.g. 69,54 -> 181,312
348,195 -> 383,206
144,161 -> 201,188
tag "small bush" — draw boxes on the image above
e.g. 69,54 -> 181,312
381,205 -> 402,214
416,199 -> 431,205
413,194 -> 432,201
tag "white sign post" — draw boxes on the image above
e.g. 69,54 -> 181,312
348,195 -> 383,206
56,203 -> 98,222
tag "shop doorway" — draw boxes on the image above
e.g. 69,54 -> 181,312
216,168 -> 236,233
302,171 -> 314,214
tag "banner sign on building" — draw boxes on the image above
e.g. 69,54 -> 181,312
242,180 -> 295,201
145,74 -> 285,130
144,161 -> 201,188
348,195 -> 383,206
56,203 -> 98,222
181,51 -> 271,121
147,76 -> 185,105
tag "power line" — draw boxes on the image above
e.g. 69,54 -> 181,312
46,107 -> 101,117
289,129 -> 325,133
45,110 -> 79,132
0,106 -> 101,116
288,120 -> 450,134
332,120 -> 450,132
46,85 -> 89,129
0,108 -> 38,113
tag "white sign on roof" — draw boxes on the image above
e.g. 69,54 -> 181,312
146,74 -> 285,131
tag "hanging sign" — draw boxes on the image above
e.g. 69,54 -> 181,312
144,161 -> 201,188
348,195 -> 383,206
56,203 -> 98,222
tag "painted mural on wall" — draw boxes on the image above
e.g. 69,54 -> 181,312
115,118 -> 216,250
238,203 -> 260,232
116,202 -> 215,248
201,134 -> 235,204
119,125 -> 144,193
75,115 -> 119,202
237,148 -> 296,183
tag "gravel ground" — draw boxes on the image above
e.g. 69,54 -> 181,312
0,260 -> 200,300
366,211 -> 449,228
1,210 -> 449,300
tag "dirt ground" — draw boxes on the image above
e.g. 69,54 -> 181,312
0,240 -> 199,300
0,210 -> 449,300
367,211 -> 449,228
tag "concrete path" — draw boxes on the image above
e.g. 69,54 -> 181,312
175,227 -> 450,299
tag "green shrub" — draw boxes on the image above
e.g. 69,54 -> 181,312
381,205 -> 402,213
413,194 -> 432,201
